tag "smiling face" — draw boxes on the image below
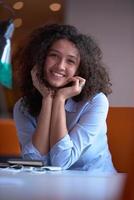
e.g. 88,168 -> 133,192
44,39 -> 80,88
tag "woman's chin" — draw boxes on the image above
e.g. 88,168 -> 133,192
48,81 -> 68,89
47,83 -> 63,90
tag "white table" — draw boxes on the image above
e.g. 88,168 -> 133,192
0,168 -> 126,200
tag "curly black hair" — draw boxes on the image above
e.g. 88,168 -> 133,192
13,23 -> 112,116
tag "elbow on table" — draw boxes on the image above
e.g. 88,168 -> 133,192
50,154 -> 72,169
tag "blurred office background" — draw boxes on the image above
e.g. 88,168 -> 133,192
0,0 -> 134,118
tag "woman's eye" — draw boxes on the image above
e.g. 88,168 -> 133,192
48,53 -> 58,58
68,59 -> 75,64
50,53 -> 57,57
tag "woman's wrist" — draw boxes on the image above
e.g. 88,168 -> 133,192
53,93 -> 66,104
42,93 -> 53,104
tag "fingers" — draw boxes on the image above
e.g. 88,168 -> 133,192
31,67 -> 40,90
79,79 -> 86,89
31,66 -> 38,82
67,76 -> 86,96
76,76 -> 86,86
31,66 -> 37,82
69,76 -> 86,89
31,66 -> 54,98
31,65 -> 37,73
31,66 -> 43,94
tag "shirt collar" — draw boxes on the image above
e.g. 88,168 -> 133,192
65,98 -> 78,112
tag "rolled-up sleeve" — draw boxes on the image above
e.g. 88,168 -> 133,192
50,135 -> 73,168
50,93 -> 109,169
13,99 -> 48,165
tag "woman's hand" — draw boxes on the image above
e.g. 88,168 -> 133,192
31,67 -> 54,98
56,76 -> 86,100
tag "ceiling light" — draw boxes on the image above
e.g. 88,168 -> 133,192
13,18 -> 22,28
49,3 -> 61,12
13,1 -> 24,10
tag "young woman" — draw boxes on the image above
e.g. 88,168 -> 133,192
13,24 -> 116,172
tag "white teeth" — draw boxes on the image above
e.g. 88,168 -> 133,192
52,72 -> 64,77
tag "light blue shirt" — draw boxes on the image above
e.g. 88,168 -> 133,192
13,92 -> 116,172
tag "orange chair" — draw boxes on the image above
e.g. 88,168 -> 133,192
0,119 -> 21,156
120,145 -> 134,200
107,107 -> 134,172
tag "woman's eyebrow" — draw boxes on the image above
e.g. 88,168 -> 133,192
48,49 -> 60,54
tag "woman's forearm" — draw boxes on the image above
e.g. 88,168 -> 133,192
32,96 -> 53,155
50,96 -> 68,148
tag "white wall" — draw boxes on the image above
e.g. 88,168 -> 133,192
65,0 -> 134,107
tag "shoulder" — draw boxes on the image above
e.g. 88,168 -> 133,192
14,98 -> 22,110
87,93 -> 109,114
13,98 -> 36,123
14,98 -> 24,112
82,92 -> 109,113
92,92 -> 109,106
66,93 -> 109,113
13,97 -> 29,117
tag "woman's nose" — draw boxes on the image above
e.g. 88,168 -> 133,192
57,59 -> 66,70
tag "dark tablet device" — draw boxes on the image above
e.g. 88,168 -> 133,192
7,158 -> 44,167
